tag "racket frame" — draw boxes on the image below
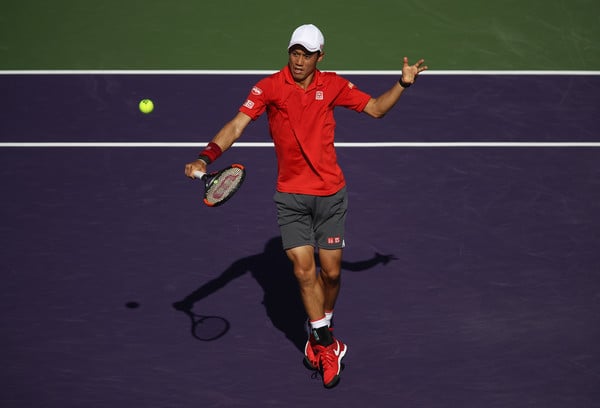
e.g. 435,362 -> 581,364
193,163 -> 246,207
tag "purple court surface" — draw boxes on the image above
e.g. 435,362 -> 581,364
1,74 -> 600,407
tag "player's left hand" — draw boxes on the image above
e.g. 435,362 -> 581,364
400,57 -> 428,86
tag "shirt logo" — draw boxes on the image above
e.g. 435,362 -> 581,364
243,99 -> 255,109
251,86 -> 263,95
315,91 -> 324,100
348,82 -> 355,89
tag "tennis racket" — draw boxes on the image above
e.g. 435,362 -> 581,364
193,163 -> 246,207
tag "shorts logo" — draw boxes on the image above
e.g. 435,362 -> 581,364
315,91 -> 324,100
251,86 -> 263,95
243,99 -> 255,109
327,236 -> 341,244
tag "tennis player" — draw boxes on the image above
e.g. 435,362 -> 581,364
185,23 -> 427,388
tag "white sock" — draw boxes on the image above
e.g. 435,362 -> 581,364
325,310 -> 334,327
310,316 -> 328,330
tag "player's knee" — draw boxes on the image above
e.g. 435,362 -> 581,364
293,265 -> 317,287
288,255 -> 316,284
320,267 -> 341,285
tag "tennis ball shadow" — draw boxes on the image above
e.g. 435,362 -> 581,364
125,301 -> 140,309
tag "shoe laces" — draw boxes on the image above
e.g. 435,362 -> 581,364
318,342 -> 338,369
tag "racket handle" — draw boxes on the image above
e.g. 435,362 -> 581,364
192,170 -> 206,179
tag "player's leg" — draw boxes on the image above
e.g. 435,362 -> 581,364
285,245 -> 324,321
311,188 -> 348,388
285,245 -> 333,374
318,248 -> 342,314
274,191 -> 326,370
314,186 -> 348,325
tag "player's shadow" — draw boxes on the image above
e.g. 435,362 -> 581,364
173,236 -> 395,351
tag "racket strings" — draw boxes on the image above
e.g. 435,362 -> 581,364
205,167 -> 245,205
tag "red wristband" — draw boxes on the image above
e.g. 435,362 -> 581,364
198,142 -> 223,164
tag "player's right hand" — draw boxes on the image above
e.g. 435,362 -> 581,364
184,159 -> 207,179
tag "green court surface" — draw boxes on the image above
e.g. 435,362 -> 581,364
1,0 -> 599,70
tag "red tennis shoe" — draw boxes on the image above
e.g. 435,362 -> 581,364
303,325 -> 336,371
314,338 -> 347,388
303,333 -> 319,370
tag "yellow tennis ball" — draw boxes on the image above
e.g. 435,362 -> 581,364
139,99 -> 154,114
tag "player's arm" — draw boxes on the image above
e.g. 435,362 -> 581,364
363,57 -> 427,119
184,112 -> 252,178
210,111 -> 253,152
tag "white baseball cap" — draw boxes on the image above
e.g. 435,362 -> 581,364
288,24 -> 324,53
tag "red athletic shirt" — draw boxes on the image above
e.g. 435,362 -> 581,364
239,66 -> 371,195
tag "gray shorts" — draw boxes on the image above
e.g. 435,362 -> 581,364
274,187 -> 348,250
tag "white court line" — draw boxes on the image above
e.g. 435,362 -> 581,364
2,142 -> 600,148
1,70 -> 600,76
1,72 -> 597,149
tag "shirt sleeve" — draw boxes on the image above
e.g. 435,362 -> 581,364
239,78 -> 270,120
332,76 -> 372,112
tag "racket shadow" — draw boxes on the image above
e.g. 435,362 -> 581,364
173,307 -> 231,342
172,236 -> 395,351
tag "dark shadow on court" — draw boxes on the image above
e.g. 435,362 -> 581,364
173,236 -> 395,351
